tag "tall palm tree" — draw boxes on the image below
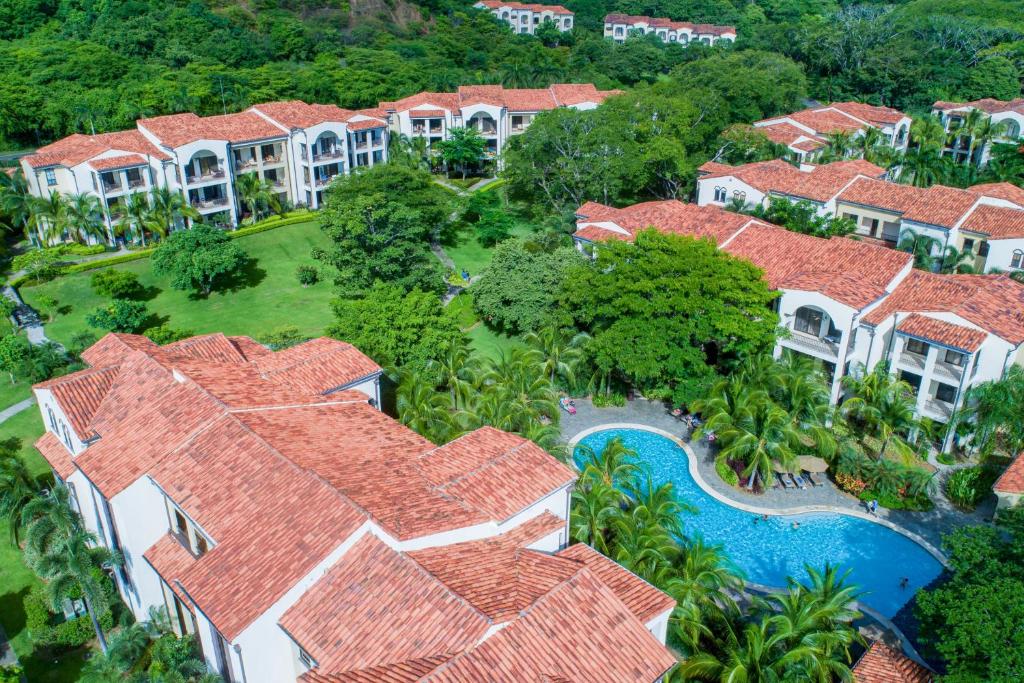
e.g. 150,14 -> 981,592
668,539 -> 743,649
31,524 -> 117,653
235,173 -> 280,224
679,620 -> 797,682
394,369 -> 453,443
576,436 -> 641,492
610,511 -> 678,585
570,480 -> 620,554
823,131 -> 855,160
897,229 -> 942,270
624,475 -> 691,538
118,191 -> 151,246
30,192 -> 68,245
936,245 -> 975,274
388,133 -> 430,171
0,168 -> 33,238
909,114 -> 947,153
427,338 -> 476,410
21,484 -> 80,557
0,454 -> 37,545
150,187 -> 200,236
841,364 -> 918,460
523,327 -> 588,388
897,146 -> 948,187
80,622 -> 149,681
480,348 -> 558,428
854,126 -> 884,163
64,192 -> 106,245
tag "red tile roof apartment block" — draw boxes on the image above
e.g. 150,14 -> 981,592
852,641 -> 933,683
603,14 -> 736,45
574,198 -> 1024,451
994,451 -> 1024,513
474,0 -> 574,34
33,332 -> 676,682
752,102 -> 912,162
931,98 -> 1023,167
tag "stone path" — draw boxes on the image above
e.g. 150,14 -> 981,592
559,397 -> 988,549
2,285 -> 48,345
0,398 -> 35,424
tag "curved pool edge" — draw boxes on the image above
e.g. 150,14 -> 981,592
568,422 -> 949,568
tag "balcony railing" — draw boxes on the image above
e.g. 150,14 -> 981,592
186,168 -> 225,183
924,399 -> 953,420
127,178 -> 146,189
354,141 -> 368,150
314,175 -> 337,188
898,351 -> 926,372
102,181 -> 123,193
191,196 -> 229,210
262,154 -> 283,164
235,157 -> 258,170
312,149 -> 344,162
782,332 -> 839,358
933,361 -> 965,383
412,126 -> 427,135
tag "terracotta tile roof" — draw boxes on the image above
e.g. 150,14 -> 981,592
422,568 -> 676,683
253,337 -> 382,394
231,403 -> 487,539
162,332 -> 248,364
227,335 -> 272,361
556,543 -> 676,623
24,130 -> 169,168
933,98 -> 1024,114
698,159 -> 885,203
901,185 -> 979,228
142,532 -> 198,603
994,451 -> 1024,494
382,85 -> 616,116
837,177 -> 923,213
408,109 -> 448,118
33,432 -> 74,480
969,182 -> 1024,207
787,108 -> 866,135
138,111 -> 286,148
504,89 -> 558,111
34,365 -> 121,438
756,121 -> 826,149
959,204 -> 1024,239
457,85 -> 507,107
80,332 -> 158,367
301,655 -> 453,683
149,413 -> 366,640
897,313 -> 987,352
828,102 -> 907,126
477,0 -> 572,13
88,154 -> 149,171
603,13 -> 735,35
409,514 -> 576,622
549,84 -> 620,106
853,641 -> 932,683
250,101 -> 356,129
792,138 -> 825,152
575,199 -> 751,246
347,118 -> 387,131
279,534 -> 490,674
381,92 -> 462,113
862,270 -> 1024,343
417,427 -> 575,522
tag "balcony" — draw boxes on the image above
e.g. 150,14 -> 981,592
314,175 -> 337,188
312,149 -> 344,163
933,360 -> 965,383
412,125 -> 427,135
354,141 -> 368,151
102,180 -> 123,194
186,168 -> 225,184
897,351 -> 926,372
923,399 -> 953,421
234,157 -> 258,171
127,177 -> 146,190
262,154 -> 283,165
191,196 -> 229,211
781,331 -> 839,359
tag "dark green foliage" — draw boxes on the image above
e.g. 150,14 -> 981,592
945,464 -> 1001,510
295,264 -> 319,287
327,281 -> 463,371
257,326 -> 310,350
152,225 -> 248,296
143,323 -> 195,345
90,269 -> 141,299
86,299 -> 149,333
474,209 -> 514,248
747,197 -> 857,238
24,584 -> 114,648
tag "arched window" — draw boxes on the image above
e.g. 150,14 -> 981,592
1002,120 -> 1021,141
1011,249 -> 1024,269
47,406 -> 57,430
733,190 -> 746,201
714,186 -> 727,203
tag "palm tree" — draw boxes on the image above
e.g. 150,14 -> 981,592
30,192 -> 68,244
117,191 -> 151,246
21,484 -> 80,557
841,364 -> 918,460
679,620 -> 795,682
897,146 -> 948,187
570,480 -> 620,554
80,622 -> 149,681
480,348 -> 558,428
0,169 -> 33,238
64,193 -> 106,245
668,539 -> 743,650
394,369 -> 453,443
610,511 -> 678,585
235,173 -> 280,224
576,436 -> 641,492
854,126 -> 885,163
624,475 -> 691,538
523,328 -> 588,388
897,229 -> 941,270
936,245 -> 975,274
388,133 -> 430,171
910,114 -> 947,153
31,524 -> 117,653
0,454 -> 38,546
823,131 -> 855,160
150,187 -> 200,236
774,353 -> 830,426
427,339 -> 476,410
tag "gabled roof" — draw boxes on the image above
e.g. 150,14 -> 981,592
901,185 -> 979,228
34,365 -> 121,438
250,101 -> 370,129
33,432 -> 74,480
382,85 -> 619,115
138,111 -> 286,148
301,655 -> 454,683
575,199 -> 750,246
80,332 -> 158,366
422,568 -> 677,682
994,451 -> 1024,494
23,130 -> 170,169
896,313 -> 987,352
697,159 -> 885,203
828,102 -> 907,126
603,13 -> 736,35
969,182 -> 1024,207
252,337 -> 382,394
852,641 -> 932,683
862,270 -> 1024,344
279,534 -> 490,676
933,98 -> 1024,114
959,204 -> 1024,239
755,102 -> 910,139
88,154 -> 149,171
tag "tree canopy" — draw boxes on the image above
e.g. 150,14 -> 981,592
151,224 -> 248,296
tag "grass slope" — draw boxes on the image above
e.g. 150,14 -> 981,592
20,222 -> 336,348
443,222 -> 534,277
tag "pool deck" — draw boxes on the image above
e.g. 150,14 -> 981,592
561,397 -> 993,551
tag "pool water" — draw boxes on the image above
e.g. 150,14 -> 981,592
575,428 -> 945,618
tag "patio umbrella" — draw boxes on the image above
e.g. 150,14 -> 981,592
771,460 -> 791,473
797,455 -> 829,473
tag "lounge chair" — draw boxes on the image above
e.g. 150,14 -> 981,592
792,474 -> 808,489
805,471 -> 824,487
778,473 -> 795,490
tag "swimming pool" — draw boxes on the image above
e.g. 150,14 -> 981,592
575,427 -> 945,618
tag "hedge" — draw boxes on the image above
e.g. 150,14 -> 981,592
24,584 -> 114,648
15,211 -> 316,283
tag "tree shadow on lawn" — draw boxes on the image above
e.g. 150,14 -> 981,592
127,284 -> 162,303
206,257 -> 267,297
0,586 -> 30,644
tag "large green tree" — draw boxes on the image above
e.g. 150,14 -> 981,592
560,230 -> 779,404
152,224 -> 248,296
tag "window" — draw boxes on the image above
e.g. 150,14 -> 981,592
298,648 -> 316,670
44,169 -> 56,186
167,499 -> 210,558
1002,120 -> 1020,140
520,14 -> 527,22
905,338 -> 928,356
614,27 -> 623,35
1012,250 -> 1024,269
962,238 -> 974,254
713,186 -> 727,203
979,241 -> 989,257
47,407 -> 57,430
732,190 -> 746,202
935,383 -> 956,403
842,212 -> 859,224
794,307 -> 824,336
944,349 -> 965,367
172,509 -> 187,536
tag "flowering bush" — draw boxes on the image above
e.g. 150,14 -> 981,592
834,471 -> 867,495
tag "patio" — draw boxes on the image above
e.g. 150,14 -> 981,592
560,397 -> 992,548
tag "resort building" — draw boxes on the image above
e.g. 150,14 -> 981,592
931,98 -> 1024,166
852,641 -> 933,683
380,83 -> 621,160
32,332 -> 677,683
573,199 -> 1024,451
19,101 -> 389,240
474,0 -> 574,34
752,103 -> 912,164
603,14 -> 736,45
993,451 -> 1024,514
697,160 -> 1024,273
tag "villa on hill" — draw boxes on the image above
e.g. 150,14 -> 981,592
602,14 -> 736,45
32,332 -> 676,683
573,199 -> 1024,452
474,0 -> 574,34
931,97 -> 1023,166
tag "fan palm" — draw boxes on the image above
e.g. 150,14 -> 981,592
0,454 -> 38,546
523,327 -> 588,388
64,193 -> 106,245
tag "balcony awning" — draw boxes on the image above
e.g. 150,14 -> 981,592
896,314 -> 986,353
88,154 -> 148,171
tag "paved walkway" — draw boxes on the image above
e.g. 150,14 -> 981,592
560,397 -> 990,549
0,398 -> 35,424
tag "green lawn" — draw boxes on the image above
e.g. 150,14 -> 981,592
444,222 -> 534,277
0,377 -> 31,413
0,408 -> 86,682
466,322 -> 527,360
20,222 -> 337,348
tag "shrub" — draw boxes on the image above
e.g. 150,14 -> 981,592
296,264 -> 319,287
33,294 -> 58,321
834,471 -> 867,496
475,209 -> 514,247
936,451 -> 956,466
86,299 -> 149,333
946,465 -> 1000,510
63,243 -> 106,256
257,326 -> 309,350
91,270 -> 141,299
24,584 -> 114,649
144,324 -> 194,345
0,665 -> 23,683
716,456 -> 739,486
592,392 -> 626,408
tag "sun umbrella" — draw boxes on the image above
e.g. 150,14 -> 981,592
771,460 -> 792,473
797,455 -> 829,473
